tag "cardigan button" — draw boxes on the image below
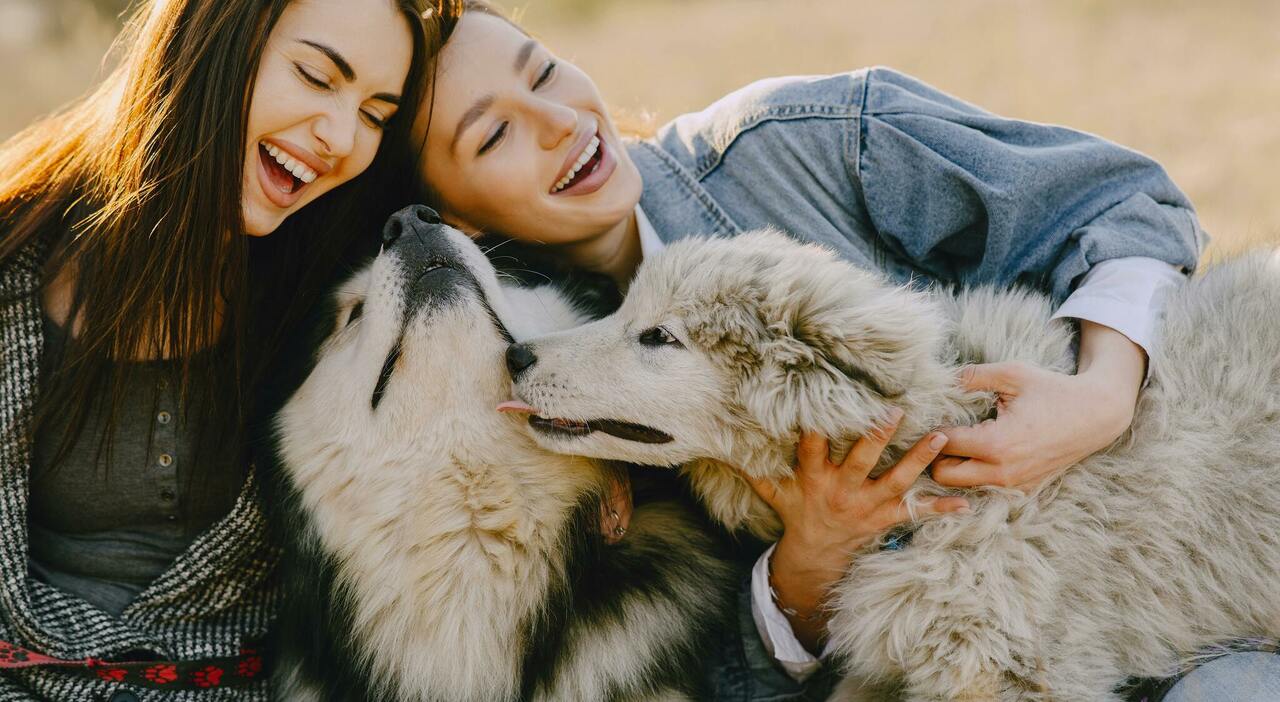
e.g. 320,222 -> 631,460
108,691 -> 140,702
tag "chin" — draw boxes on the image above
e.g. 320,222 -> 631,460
243,205 -> 285,237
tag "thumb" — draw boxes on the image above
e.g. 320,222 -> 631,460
743,472 -> 784,511
958,362 -> 1022,394
936,420 -> 1002,459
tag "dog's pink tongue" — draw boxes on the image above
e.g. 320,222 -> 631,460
496,400 -> 539,414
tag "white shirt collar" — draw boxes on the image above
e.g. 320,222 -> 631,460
635,204 -> 665,259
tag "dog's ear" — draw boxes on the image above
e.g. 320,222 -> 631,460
683,459 -> 782,540
737,278 -> 944,442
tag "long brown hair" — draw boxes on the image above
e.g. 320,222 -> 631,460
0,0 -> 439,477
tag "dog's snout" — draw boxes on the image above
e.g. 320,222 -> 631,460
413,205 -> 443,225
506,343 -> 538,380
382,205 -> 445,246
382,215 -> 405,246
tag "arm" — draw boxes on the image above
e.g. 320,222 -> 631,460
853,67 -> 1203,303
851,68 -> 1202,491
933,257 -> 1182,490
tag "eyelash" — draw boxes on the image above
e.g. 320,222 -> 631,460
294,62 -> 389,130
533,60 -> 557,90
477,60 -> 558,156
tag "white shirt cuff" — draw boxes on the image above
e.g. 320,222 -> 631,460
750,543 -> 825,682
1051,257 -> 1187,372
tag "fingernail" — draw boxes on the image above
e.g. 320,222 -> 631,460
929,433 -> 948,450
889,407 -> 905,422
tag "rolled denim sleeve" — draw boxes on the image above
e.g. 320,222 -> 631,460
703,574 -> 840,701
854,67 -> 1204,304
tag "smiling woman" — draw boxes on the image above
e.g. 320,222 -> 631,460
0,0 -> 437,699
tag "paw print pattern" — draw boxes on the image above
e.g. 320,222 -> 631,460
144,664 -> 178,684
237,655 -> 263,678
95,668 -> 127,682
191,666 -> 224,688
0,643 -> 30,665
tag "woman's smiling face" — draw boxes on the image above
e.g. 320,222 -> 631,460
242,0 -> 413,237
419,12 -> 643,245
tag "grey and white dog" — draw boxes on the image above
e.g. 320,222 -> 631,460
265,207 -> 735,702
506,229 -> 1280,701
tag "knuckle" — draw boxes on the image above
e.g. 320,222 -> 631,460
992,466 -> 1016,487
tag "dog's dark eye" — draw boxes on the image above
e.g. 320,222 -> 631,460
639,326 -> 682,348
346,301 -> 364,327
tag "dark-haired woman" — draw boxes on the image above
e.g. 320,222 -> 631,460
0,0 -> 434,698
411,3 -> 1280,700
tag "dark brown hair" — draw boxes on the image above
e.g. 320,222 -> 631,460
0,0 -> 439,477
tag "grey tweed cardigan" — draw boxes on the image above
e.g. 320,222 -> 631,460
0,238 -> 281,700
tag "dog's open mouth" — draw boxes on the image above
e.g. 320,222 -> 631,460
497,401 -> 673,444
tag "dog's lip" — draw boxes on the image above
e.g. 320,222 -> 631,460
526,414 -> 674,445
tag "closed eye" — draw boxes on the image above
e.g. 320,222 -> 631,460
638,326 -> 683,348
295,62 -> 331,90
532,60 -> 556,90
479,122 -> 507,155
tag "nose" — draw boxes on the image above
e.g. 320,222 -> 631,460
533,100 -> 580,150
313,105 -> 359,160
506,343 -> 538,380
383,205 -> 443,245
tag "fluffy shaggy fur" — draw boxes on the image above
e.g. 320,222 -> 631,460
509,229 -> 1280,701
261,207 -> 736,702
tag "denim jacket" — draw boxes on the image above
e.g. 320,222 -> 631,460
626,67 -> 1205,701
629,67 -> 1203,305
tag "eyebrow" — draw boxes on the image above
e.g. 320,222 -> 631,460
449,40 -> 540,156
299,40 -> 401,106
450,95 -> 494,155
513,39 -> 536,73
299,39 -> 355,81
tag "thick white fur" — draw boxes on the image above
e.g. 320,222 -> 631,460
513,230 -> 1280,700
274,226 -> 727,701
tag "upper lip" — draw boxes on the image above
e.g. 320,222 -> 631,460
263,138 -> 334,179
551,120 -> 599,190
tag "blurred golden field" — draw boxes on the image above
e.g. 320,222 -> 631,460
4,0 -> 1277,259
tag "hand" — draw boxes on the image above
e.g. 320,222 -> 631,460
746,411 -> 969,651
599,463 -> 633,545
934,322 -> 1147,493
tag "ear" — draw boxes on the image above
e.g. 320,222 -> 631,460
738,285 -> 942,441
683,459 -> 782,540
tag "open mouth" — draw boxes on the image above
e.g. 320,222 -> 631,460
497,401 -> 673,444
550,132 -> 606,195
259,143 -> 311,196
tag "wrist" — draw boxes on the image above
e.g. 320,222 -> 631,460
1076,321 -> 1146,392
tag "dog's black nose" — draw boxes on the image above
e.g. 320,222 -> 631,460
506,343 -> 538,380
382,205 -> 443,245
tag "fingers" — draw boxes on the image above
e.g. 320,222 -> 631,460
958,362 -> 1027,394
796,432 -> 830,473
936,421 -> 1002,460
838,408 -> 904,484
931,457 -> 1016,489
870,431 -> 948,500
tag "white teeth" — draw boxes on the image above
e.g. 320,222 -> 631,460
262,142 -> 319,184
552,135 -> 601,193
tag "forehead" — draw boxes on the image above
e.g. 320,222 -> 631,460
276,0 -> 413,88
432,13 -> 530,117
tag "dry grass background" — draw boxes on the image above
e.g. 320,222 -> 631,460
4,0 -> 1277,258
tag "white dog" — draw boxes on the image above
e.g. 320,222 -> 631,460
264,207 -> 736,702
505,229 -> 1280,701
